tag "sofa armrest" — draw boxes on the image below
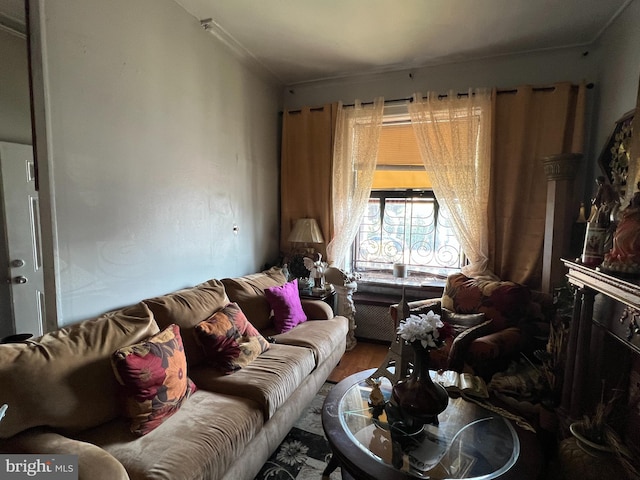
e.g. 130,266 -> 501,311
448,319 -> 494,372
300,299 -> 333,320
0,429 -> 130,480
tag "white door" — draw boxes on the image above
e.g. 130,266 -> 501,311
0,142 -> 44,338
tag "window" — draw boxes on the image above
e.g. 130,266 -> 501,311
351,114 -> 464,279
353,190 -> 463,277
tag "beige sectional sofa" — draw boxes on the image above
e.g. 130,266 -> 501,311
0,267 -> 348,480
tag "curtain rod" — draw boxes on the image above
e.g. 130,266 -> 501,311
283,82 -> 594,114
342,82 -> 594,108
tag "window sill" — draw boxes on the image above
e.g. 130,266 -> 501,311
356,271 -> 448,288
354,271 -> 450,301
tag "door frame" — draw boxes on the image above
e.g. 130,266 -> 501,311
26,0 -> 58,332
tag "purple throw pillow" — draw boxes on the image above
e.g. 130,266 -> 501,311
264,279 -> 307,333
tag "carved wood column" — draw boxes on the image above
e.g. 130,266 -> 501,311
542,154 -> 582,293
569,287 -> 596,418
560,286 -> 583,414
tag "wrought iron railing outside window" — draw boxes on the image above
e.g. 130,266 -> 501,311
353,190 -> 463,277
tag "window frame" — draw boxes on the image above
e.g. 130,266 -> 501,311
351,188 -> 464,279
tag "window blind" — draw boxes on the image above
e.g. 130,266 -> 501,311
373,123 -> 432,189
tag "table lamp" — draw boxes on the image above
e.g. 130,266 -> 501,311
288,218 -> 324,254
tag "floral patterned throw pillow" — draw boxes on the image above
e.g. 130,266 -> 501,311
195,302 -> 270,374
112,324 -> 197,436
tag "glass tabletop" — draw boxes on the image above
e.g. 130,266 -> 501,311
338,376 -> 520,478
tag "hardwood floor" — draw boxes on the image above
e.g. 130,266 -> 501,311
327,340 -> 390,383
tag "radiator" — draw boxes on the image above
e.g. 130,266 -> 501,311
354,302 -> 395,342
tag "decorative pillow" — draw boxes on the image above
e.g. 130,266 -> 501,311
112,324 -> 196,436
143,280 -> 230,367
195,303 -> 270,374
441,273 -> 531,331
220,267 -> 288,331
264,279 -> 307,333
441,308 -> 487,336
224,302 -> 271,353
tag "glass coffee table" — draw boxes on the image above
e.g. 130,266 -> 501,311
322,369 -> 542,479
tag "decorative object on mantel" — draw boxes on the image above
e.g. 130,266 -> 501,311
581,176 -> 617,267
600,181 -> 640,275
389,311 -> 449,430
598,109 -> 634,202
287,217 -> 324,255
324,266 -> 359,350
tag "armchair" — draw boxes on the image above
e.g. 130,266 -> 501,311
390,273 -> 554,379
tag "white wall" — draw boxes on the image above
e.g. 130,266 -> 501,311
590,0 -> 640,183
37,0 -> 281,325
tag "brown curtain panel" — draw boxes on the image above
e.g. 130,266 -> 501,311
280,104 -> 338,256
489,82 -> 586,288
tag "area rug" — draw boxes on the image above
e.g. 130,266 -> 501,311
253,382 -> 341,480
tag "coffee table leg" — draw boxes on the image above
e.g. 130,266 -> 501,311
322,452 -> 340,479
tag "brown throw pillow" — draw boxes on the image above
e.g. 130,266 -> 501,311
195,303 -> 270,374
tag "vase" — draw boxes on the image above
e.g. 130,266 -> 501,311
391,342 -> 449,428
569,422 -> 615,457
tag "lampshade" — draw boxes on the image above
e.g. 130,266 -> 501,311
288,218 -> 324,244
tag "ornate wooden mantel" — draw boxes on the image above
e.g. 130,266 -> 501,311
561,259 -> 640,421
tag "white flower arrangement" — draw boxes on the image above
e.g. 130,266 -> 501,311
397,311 -> 445,349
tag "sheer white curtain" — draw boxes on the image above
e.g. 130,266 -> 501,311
327,98 -> 385,267
408,89 -> 496,279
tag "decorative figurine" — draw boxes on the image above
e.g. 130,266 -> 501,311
367,377 -> 385,407
601,181 -> 640,275
582,176 -> 620,266
303,253 -> 327,290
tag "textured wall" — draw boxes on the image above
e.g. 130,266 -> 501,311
37,0 -> 281,325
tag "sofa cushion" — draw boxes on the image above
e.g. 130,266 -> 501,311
0,303 -> 159,439
272,316 -> 348,366
112,324 -> 197,436
441,273 -> 531,331
221,267 -> 287,331
265,280 -> 307,333
77,389 -> 263,480
143,280 -> 229,367
194,303 -> 269,374
189,343 -> 316,420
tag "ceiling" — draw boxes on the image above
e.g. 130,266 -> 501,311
1,0 -> 633,85
175,0 -> 632,85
